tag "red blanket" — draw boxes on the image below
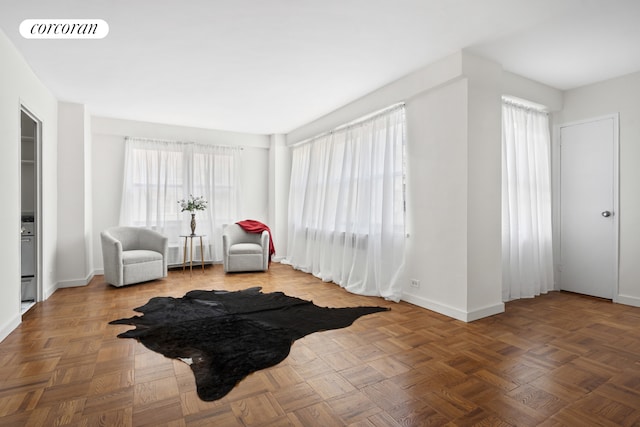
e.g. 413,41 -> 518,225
236,220 -> 275,259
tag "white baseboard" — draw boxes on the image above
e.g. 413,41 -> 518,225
614,293 -> 640,308
0,314 -> 21,344
55,272 -> 95,290
466,302 -> 505,321
401,293 -> 504,322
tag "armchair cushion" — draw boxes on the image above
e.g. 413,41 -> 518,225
229,243 -> 264,255
122,250 -> 164,265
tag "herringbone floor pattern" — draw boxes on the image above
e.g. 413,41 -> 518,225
1,263 -> 640,426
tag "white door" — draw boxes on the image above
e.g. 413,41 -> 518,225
558,115 -> 618,299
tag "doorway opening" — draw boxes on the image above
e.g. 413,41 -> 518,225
20,107 -> 42,315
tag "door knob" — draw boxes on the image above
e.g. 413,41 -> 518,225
601,211 -> 612,217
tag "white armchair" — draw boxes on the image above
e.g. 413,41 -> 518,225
101,226 -> 168,287
222,223 -> 269,273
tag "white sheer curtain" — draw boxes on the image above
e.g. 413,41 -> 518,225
120,137 -> 241,265
502,100 -> 554,300
284,104 -> 406,302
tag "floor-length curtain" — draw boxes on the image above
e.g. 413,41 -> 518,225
191,143 -> 241,262
502,100 -> 554,300
284,104 -> 406,302
120,137 -> 241,265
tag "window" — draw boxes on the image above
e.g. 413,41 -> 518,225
120,137 -> 241,265
284,104 -> 406,301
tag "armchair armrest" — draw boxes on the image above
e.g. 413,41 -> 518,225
101,231 -> 124,286
260,230 -> 269,249
222,226 -> 237,272
261,230 -> 270,267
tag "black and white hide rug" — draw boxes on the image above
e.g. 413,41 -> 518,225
109,287 -> 389,401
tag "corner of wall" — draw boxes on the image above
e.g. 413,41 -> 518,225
268,134 -> 290,258
461,51 -> 504,315
57,102 -> 91,284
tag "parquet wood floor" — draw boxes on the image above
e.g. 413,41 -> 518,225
1,263 -> 640,426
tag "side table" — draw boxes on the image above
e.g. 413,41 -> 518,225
180,234 -> 206,274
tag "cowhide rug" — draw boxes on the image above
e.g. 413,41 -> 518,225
109,287 -> 388,401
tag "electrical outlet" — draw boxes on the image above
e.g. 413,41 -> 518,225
410,279 -> 420,288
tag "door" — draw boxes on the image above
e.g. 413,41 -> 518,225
558,115 -> 618,299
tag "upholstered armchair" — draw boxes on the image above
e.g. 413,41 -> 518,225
101,226 -> 169,287
222,223 -> 270,273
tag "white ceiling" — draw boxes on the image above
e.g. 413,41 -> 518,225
1,0 -> 639,134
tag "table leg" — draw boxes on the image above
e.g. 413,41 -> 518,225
199,236 -> 205,272
182,236 -> 188,272
189,236 -> 194,276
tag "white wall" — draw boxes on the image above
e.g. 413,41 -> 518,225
553,71 -> 640,307
462,54 -> 503,316
0,29 -> 58,342
404,78 -> 471,316
287,52 -> 464,143
90,116 -> 271,271
240,146 -> 270,224
84,106 -> 93,278
503,71 -> 563,112
268,134 -> 290,260
57,102 -> 93,288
